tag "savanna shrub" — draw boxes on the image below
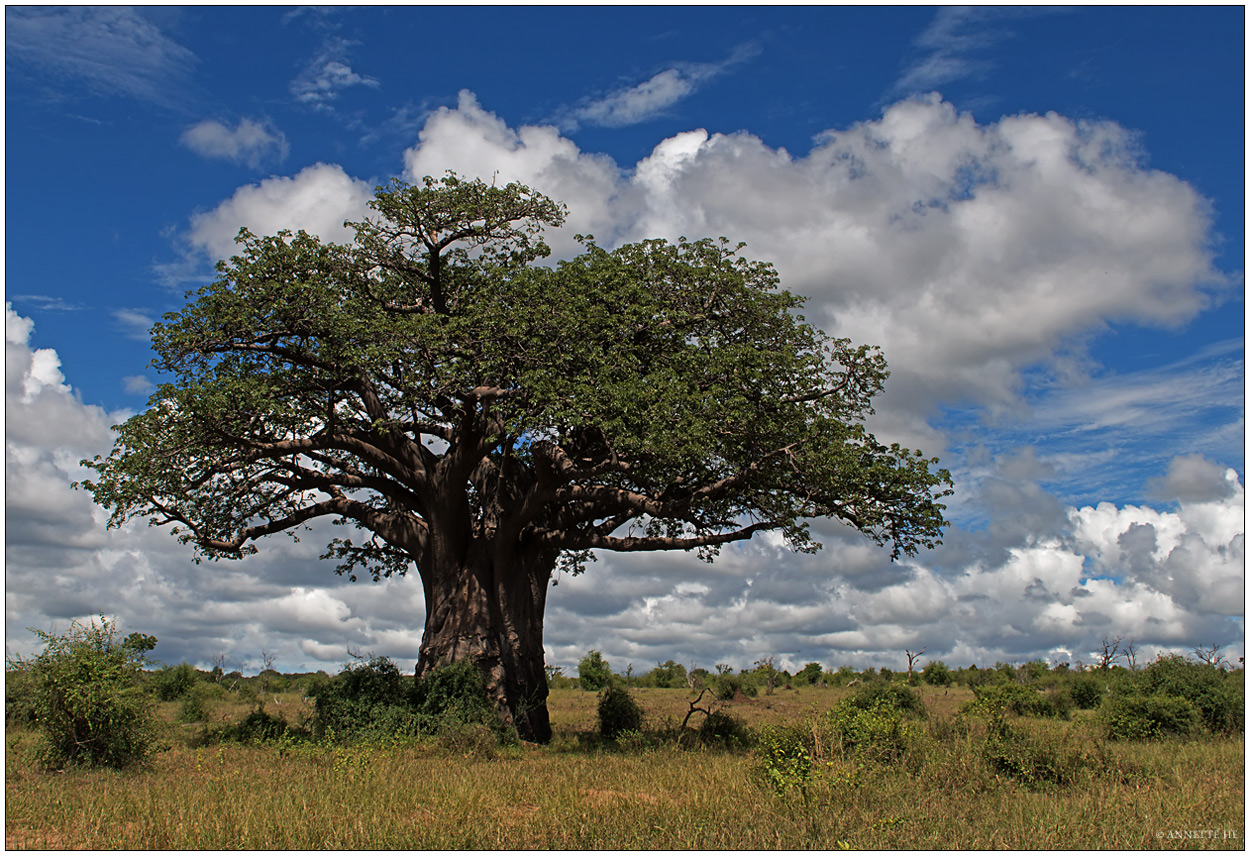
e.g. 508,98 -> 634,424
792,662 -> 825,686
578,650 -> 614,692
18,617 -> 159,769
982,716 -> 1093,787
698,709 -> 753,749
5,665 -> 40,726
1069,674 -> 1106,709
312,655 -> 418,739
845,681 -> 924,715
225,708 -> 290,743
414,659 -> 513,743
754,724 -> 814,795
710,672 -> 758,701
921,660 -> 953,686
823,699 -> 924,764
152,662 -> 198,701
965,683 -> 1069,719
1120,655 -> 1243,735
597,684 -> 644,739
1099,694 -> 1198,740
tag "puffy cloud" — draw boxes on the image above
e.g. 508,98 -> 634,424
185,163 -> 374,263
1148,454 -> 1240,503
180,118 -> 289,168
399,93 -> 1224,451
403,91 -> 630,256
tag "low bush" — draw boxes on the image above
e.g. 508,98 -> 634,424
710,672 -> 758,701
1117,656 -> 1243,736
222,708 -> 291,744
965,682 -> 1070,719
597,684 -> 644,739
15,618 -> 159,769
822,698 -> 924,764
845,681 -> 924,715
1099,694 -> 1198,740
753,724 -> 814,795
151,662 -> 198,701
1068,674 -> 1105,709
982,716 -> 1095,788
698,709 -> 753,749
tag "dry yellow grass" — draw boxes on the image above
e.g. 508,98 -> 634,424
5,685 -> 1244,850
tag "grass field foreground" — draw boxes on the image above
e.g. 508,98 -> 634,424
5,686 -> 1244,849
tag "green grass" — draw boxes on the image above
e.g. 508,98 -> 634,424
5,686 -> 1244,849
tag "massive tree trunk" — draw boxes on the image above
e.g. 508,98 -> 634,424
414,536 -> 556,743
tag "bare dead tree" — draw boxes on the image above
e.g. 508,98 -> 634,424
905,647 -> 926,683
1124,639 -> 1139,670
1192,643 -> 1228,669
1097,636 -> 1124,670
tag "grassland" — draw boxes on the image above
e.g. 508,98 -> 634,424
5,685 -> 1244,850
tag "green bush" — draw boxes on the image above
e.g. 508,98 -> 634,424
965,682 -> 1069,719
698,709 -> 753,749
1117,656 -> 1243,736
845,681 -> 924,715
5,665 -> 40,726
312,656 -> 511,745
823,699 -> 924,764
710,672 -> 758,701
921,660 -> 953,686
225,708 -> 290,743
792,662 -> 825,686
1099,694 -> 1198,740
1069,674 -> 1106,709
578,650 -> 614,692
413,659 -> 513,744
311,655 -> 418,739
597,684 -> 643,739
17,617 -> 159,769
982,716 -> 1094,787
753,724 -> 814,795
152,662 -> 199,701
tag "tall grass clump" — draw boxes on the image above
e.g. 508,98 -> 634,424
13,617 -> 159,769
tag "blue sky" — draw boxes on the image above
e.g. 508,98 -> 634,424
6,6 -> 1244,675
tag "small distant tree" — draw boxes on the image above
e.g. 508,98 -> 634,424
754,657 -> 780,695
793,662 -> 825,686
650,659 -> 688,689
17,617 -> 159,769
920,660 -> 952,687
578,650 -> 613,692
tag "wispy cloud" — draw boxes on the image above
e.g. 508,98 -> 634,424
890,7 -> 1063,98
291,37 -> 380,111
5,7 -> 196,108
112,308 -> 157,342
560,42 -> 759,130
180,118 -> 289,168
9,295 -> 89,313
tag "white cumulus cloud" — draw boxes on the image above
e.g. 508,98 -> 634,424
180,118 -> 289,168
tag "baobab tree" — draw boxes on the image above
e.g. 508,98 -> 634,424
80,174 -> 952,742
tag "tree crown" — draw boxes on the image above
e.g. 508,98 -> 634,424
80,173 -> 951,581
